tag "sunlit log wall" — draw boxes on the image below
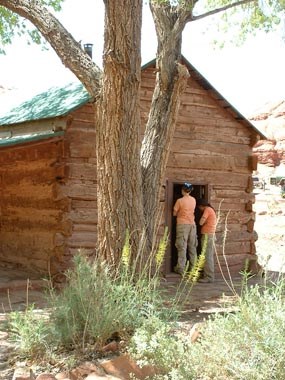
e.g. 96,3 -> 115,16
140,64 -> 258,277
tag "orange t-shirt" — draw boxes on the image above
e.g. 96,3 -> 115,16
200,206 -> 216,234
173,195 -> 196,225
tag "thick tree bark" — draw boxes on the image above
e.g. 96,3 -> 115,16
140,2 -> 192,249
96,0 -> 145,263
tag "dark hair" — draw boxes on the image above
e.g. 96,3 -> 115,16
197,198 -> 215,211
182,182 -> 193,193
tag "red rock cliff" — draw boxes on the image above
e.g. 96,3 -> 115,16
250,101 -> 285,167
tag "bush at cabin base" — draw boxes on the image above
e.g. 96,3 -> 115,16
6,263 -> 285,380
7,240 -> 178,359
129,278 -> 285,380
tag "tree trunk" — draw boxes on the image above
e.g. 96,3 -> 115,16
141,2 -> 191,249
96,0 -> 145,264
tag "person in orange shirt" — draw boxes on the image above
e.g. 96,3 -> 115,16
173,183 -> 197,274
196,198 -> 217,283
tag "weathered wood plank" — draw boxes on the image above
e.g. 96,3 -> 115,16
211,189 -> 255,201
2,168 -> 57,185
0,195 -> 69,210
0,231 -> 54,251
73,223 -> 97,232
165,168 -> 249,188
2,182 -> 55,198
71,200 -> 97,209
173,129 -> 251,145
169,153 -> 236,171
171,138 -> 251,157
68,163 -> 97,180
216,241 -> 251,254
0,118 -> 66,135
67,232 -> 97,248
61,182 -> 97,199
175,119 -> 250,137
70,209 -> 98,224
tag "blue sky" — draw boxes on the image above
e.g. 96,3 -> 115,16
0,0 -> 284,116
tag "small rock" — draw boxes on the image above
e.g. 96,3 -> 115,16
55,372 -> 76,380
12,367 -> 33,380
101,354 -> 156,380
189,322 -> 203,343
0,361 -> 8,370
0,331 -> 9,339
71,361 -> 105,378
85,374 -> 106,380
102,341 -> 119,353
36,374 -> 57,380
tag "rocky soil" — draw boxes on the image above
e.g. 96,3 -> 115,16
254,184 -> 285,274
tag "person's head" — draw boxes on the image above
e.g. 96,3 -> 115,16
182,182 -> 193,195
197,198 -> 209,211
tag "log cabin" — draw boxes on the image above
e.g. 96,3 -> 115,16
0,57 -> 265,278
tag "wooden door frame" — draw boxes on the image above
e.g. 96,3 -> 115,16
164,179 -> 211,275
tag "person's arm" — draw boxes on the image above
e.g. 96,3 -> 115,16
173,200 -> 180,216
199,208 -> 208,226
199,214 -> 206,226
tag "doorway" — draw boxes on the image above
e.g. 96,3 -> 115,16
165,181 -> 209,274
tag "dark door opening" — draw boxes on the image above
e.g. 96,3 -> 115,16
166,182 -> 208,273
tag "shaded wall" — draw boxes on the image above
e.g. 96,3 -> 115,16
56,104 -> 97,270
0,137 -> 66,273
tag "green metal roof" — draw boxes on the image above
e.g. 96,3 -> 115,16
0,131 -> 64,148
0,82 -> 90,126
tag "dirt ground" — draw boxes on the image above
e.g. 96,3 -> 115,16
254,184 -> 285,273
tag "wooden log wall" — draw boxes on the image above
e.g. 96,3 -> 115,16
0,138 -> 67,273
58,103 -> 97,269
141,66 -> 257,276
0,64 -> 258,277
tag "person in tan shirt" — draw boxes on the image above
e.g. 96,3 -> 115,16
173,183 -> 197,274
197,198 -> 217,283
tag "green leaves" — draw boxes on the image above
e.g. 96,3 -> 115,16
198,0 -> 284,46
0,0 -> 64,53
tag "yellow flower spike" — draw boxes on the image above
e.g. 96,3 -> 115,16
188,234 -> 208,283
155,227 -> 168,267
122,229 -> 131,268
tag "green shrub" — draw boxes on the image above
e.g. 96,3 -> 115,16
48,252 -> 170,350
129,316 -> 195,378
7,305 -> 51,359
7,230 -> 177,358
129,279 -> 285,380
50,229 -> 177,352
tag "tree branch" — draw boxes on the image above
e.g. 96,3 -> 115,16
0,0 -> 102,98
191,0 -> 256,21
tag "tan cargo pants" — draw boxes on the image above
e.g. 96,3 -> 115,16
175,224 -> 197,272
201,233 -> 215,281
